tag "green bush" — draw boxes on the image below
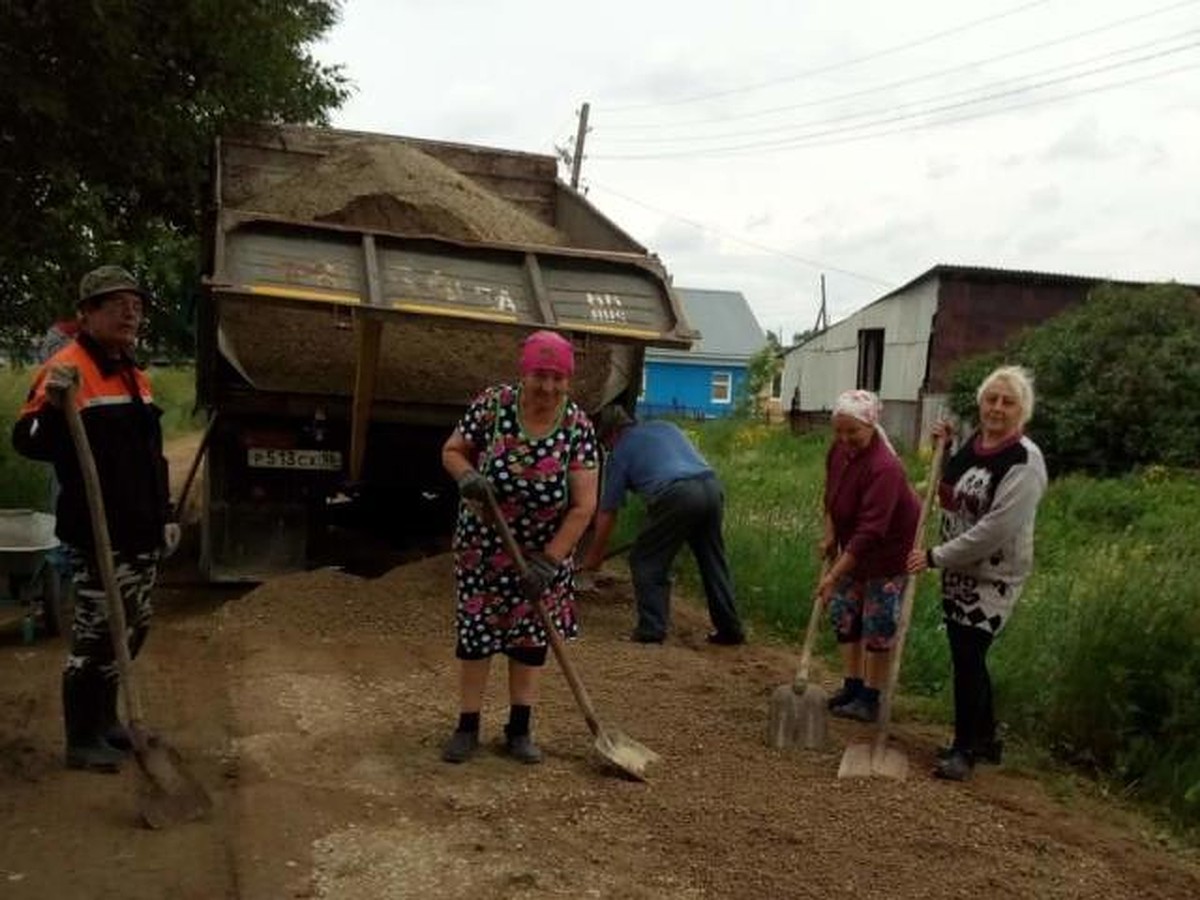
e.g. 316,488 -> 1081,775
629,418 -> 1200,829
0,365 -> 198,507
948,282 -> 1200,475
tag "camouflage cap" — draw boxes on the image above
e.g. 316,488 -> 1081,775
77,265 -> 147,308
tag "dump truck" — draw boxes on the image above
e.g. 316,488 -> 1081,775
197,123 -> 693,581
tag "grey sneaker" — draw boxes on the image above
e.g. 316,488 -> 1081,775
440,729 -> 479,764
504,733 -> 544,765
830,696 -> 879,723
65,739 -> 124,773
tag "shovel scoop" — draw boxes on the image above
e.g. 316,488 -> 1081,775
481,488 -> 659,781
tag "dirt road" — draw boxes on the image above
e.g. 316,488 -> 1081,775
2,547 -> 1199,899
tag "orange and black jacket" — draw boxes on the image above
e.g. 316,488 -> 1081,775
12,332 -> 169,554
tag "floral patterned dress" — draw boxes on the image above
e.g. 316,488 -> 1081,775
453,384 -> 598,658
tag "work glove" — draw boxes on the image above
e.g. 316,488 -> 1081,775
520,552 -> 559,603
44,364 -> 80,407
456,469 -> 492,503
162,522 -> 181,558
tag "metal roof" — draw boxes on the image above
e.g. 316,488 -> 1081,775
780,263 -> 1198,357
647,288 -> 766,363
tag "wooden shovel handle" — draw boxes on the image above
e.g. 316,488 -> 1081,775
795,561 -> 830,686
872,436 -> 946,756
481,489 -> 603,738
54,381 -> 145,726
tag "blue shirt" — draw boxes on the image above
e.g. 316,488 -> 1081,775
599,421 -> 712,512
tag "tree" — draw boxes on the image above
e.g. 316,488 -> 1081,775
0,0 -> 349,361
738,342 -> 784,418
947,282 -> 1200,475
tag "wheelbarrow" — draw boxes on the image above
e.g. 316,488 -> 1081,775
0,509 -> 68,641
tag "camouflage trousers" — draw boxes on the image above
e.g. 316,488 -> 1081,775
64,548 -> 159,685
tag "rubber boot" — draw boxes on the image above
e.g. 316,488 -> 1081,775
63,672 -> 124,773
98,677 -> 133,753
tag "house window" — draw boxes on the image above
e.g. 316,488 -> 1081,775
711,371 -> 732,404
771,371 -> 783,400
857,328 -> 884,392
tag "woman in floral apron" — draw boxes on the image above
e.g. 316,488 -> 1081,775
439,331 -> 599,764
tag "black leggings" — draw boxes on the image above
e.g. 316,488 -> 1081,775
455,644 -> 548,667
946,620 -> 995,753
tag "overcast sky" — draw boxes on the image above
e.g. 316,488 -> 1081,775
314,0 -> 1200,344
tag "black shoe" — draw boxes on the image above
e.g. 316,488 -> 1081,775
934,749 -> 974,781
65,739 -> 124,773
440,729 -> 479,764
102,723 -> 134,753
830,696 -> 879,723
826,681 -> 861,710
706,630 -> 745,646
629,629 -> 665,644
937,740 -> 1002,765
504,733 -> 543,765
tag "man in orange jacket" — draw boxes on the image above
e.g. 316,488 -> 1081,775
12,265 -> 178,773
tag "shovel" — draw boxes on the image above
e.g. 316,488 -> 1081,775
837,436 -> 945,781
481,488 -> 660,781
766,564 -> 829,750
55,378 -> 213,827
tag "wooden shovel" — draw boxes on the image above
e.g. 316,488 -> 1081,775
481,488 -> 659,781
55,377 -> 213,827
837,436 -> 945,780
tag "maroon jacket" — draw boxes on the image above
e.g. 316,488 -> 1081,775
824,434 -> 919,579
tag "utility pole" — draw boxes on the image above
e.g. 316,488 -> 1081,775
813,274 -> 829,332
570,102 -> 591,190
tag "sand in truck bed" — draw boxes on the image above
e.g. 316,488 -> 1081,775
219,137 -> 629,410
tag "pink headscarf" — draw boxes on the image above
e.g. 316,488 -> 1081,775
832,389 -> 896,455
520,330 -> 575,377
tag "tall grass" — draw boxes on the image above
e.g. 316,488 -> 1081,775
619,419 -> 1200,829
0,365 -> 199,509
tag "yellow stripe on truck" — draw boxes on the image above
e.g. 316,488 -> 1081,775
247,284 -> 362,305
555,320 -> 663,339
391,302 -> 519,323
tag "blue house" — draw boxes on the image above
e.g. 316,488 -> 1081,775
637,287 -> 766,420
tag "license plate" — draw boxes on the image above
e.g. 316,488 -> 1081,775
246,448 -> 343,471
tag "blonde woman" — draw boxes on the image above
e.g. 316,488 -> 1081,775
908,365 -> 1048,781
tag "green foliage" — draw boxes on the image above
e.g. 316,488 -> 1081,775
613,418 -> 1200,828
0,0 -> 349,361
947,282 -> 1200,475
0,365 -> 198,508
738,344 -> 782,418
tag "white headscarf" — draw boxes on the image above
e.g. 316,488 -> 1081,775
832,389 -> 896,455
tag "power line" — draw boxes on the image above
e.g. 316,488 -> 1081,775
591,45 -> 1200,160
600,27 -> 1200,145
595,0 -> 1200,130
600,0 -> 1055,112
584,179 -> 897,287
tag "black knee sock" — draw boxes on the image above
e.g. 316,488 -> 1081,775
456,711 -> 480,734
506,704 -> 532,737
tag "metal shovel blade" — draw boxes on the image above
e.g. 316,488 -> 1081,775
767,681 -> 828,750
594,725 -> 660,782
837,739 -> 909,781
132,730 -> 213,829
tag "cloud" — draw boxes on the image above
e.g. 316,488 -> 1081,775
926,158 -> 960,180
1026,185 -> 1061,214
1041,116 -> 1115,163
